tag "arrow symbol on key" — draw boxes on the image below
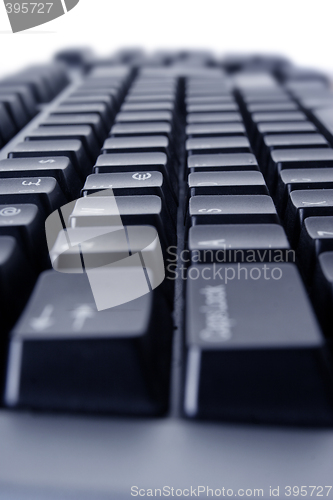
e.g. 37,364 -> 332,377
30,305 -> 55,331
198,239 -> 226,246
71,305 -> 95,332
317,231 -> 333,237
301,201 -> 327,205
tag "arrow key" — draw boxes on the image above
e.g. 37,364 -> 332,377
0,236 -> 35,334
4,270 -> 173,415
284,189 -> 333,246
297,216 -> 333,279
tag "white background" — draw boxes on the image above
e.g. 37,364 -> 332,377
0,0 -> 332,76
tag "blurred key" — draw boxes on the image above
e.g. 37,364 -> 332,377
41,114 -> 106,142
0,94 -> 29,130
0,203 -> 47,268
116,111 -> 173,123
186,123 -> 246,138
121,102 -> 174,111
52,104 -> 112,130
187,103 -> 238,113
298,217 -> 333,279
9,140 -> 92,179
312,252 -> 333,335
189,195 -> 278,225
0,85 -> 37,118
188,224 -> 291,263
0,177 -> 67,216
275,168 -> 333,215
110,122 -> 172,138
251,111 -> 307,123
188,153 -> 259,174
186,137 -> 251,155
95,153 -> 178,197
285,189 -> 333,245
188,171 -> 268,196
0,236 -> 35,332
0,102 -> 16,145
82,172 -> 176,222
70,195 -> 175,247
0,157 -> 80,200
26,126 -> 100,162
187,112 -> 242,124
102,136 -> 170,155
267,148 -> 333,190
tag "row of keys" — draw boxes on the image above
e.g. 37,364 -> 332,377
183,73 -> 333,424
239,79 -> 333,335
3,70 -> 180,415
0,63 -> 69,148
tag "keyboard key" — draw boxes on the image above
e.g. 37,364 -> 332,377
275,168 -> 333,214
186,123 -> 246,138
110,122 -> 172,138
69,194 -> 176,247
25,126 -> 100,162
82,172 -> 177,221
188,171 -> 268,196
0,177 -> 67,216
0,203 -> 48,269
285,189 -> 333,244
184,263 -> 333,424
248,102 -> 298,112
189,195 -> 278,225
0,158 -> 81,200
121,102 -> 174,111
52,104 -> 112,129
312,252 -> 333,335
188,153 -> 259,174
94,153 -> 178,197
188,224 -> 291,263
5,270 -> 173,415
125,94 -> 175,103
0,94 -> 29,130
102,136 -> 170,155
261,134 -> 329,169
298,217 -> 333,278
187,112 -> 242,124
0,236 -> 35,332
187,103 -> 238,113
263,133 -> 328,150
41,114 -> 106,141
186,137 -> 251,155
62,95 -> 114,114
116,111 -> 173,123
257,121 -> 317,135
9,140 -> 92,179
185,96 -> 234,105
0,102 -> 16,145
251,111 -> 307,123
268,148 -> 333,190
0,85 -> 37,118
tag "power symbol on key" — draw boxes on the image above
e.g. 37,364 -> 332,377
132,173 -> 152,181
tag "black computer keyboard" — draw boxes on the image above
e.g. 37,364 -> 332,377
1,48 -> 333,437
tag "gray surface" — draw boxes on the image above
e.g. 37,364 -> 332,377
1,410 -> 333,498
